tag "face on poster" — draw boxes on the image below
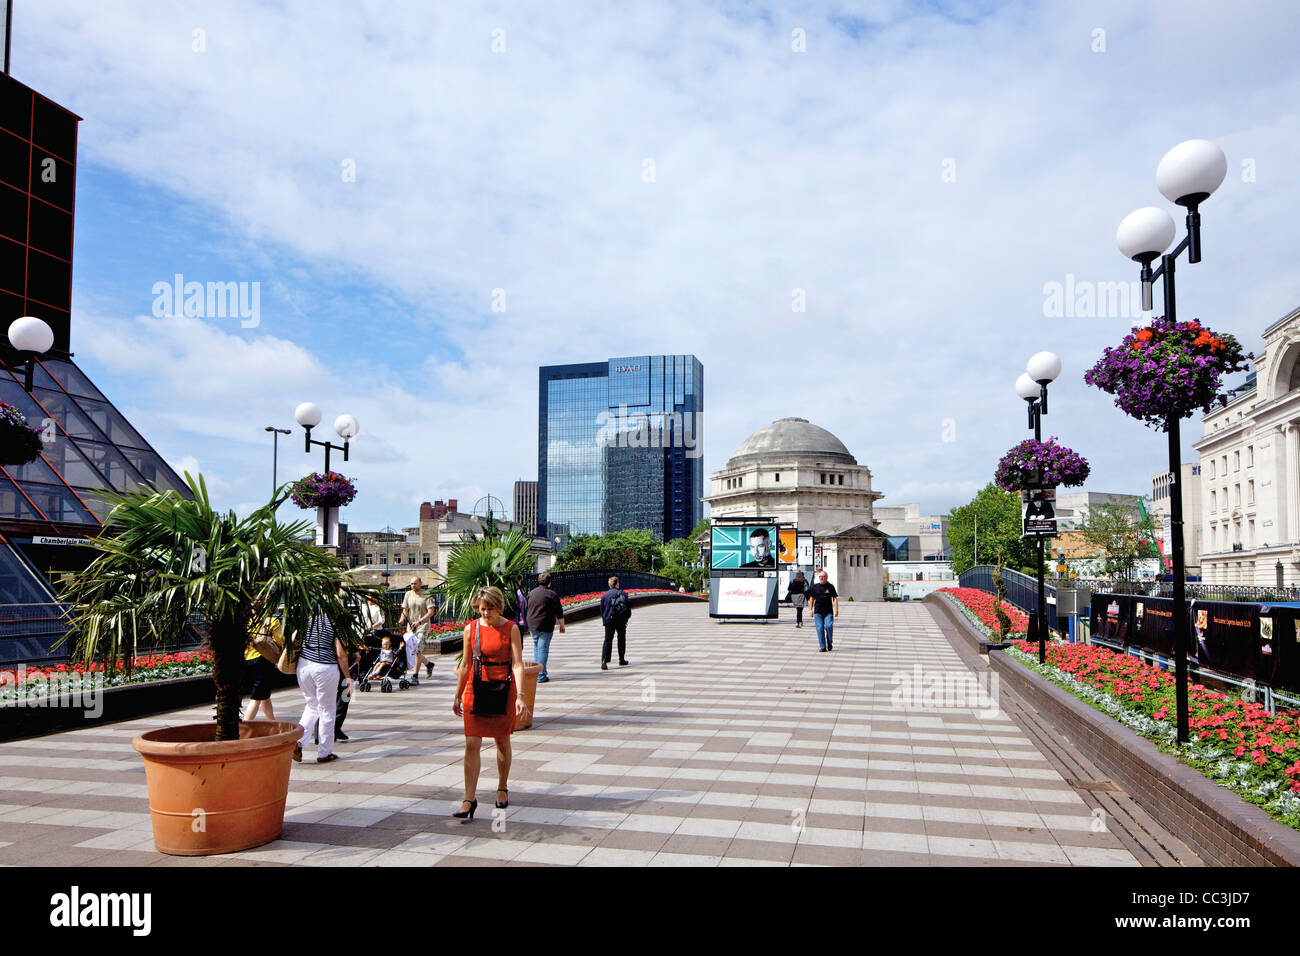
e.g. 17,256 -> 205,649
711,524 -> 778,569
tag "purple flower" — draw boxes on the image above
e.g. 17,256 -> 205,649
995,437 -> 1090,492
1085,318 -> 1251,431
289,471 -> 358,509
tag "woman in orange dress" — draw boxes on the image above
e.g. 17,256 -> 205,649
452,586 -> 529,820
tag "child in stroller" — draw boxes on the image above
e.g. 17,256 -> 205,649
358,633 -> 411,693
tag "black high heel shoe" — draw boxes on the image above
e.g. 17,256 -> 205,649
495,788 -> 509,809
453,799 -> 477,821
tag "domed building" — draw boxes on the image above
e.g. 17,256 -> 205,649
703,417 -> 887,601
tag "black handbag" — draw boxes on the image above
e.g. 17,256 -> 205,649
470,620 -> 512,717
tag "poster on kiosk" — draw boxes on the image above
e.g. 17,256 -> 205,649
710,521 -> 780,619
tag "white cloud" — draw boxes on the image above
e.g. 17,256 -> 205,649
17,1 -> 1300,527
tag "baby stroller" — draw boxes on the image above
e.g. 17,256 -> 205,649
357,631 -> 411,693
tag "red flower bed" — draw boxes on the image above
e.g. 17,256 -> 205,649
1011,637 -> 1300,794
0,650 -> 213,686
937,587 -> 1029,636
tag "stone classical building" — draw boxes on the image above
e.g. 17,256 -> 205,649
1194,306 -> 1300,586
703,417 -> 887,600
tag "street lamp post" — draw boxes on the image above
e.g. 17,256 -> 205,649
1115,138 -> 1228,744
1016,351 -> 1061,664
294,402 -> 359,547
294,402 -> 358,473
264,426 -> 291,499
6,316 -> 53,391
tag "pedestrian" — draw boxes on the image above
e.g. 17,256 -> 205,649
524,571 -> 565,683
295,587 -> 354,763
397,576 -> 436,683
327,587 -> 367,744
786,570 -> 808,629
241,597 -> 282,722
599,575 -> 631,670
806,569 -> 839,652
451,586 -> 529,820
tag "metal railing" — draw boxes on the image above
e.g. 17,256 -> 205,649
1077,579 -> 1300,604
958,565 -> 1056,616
1086,633 -> 1300,713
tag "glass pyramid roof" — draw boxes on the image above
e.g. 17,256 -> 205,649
0,354 -> 191,529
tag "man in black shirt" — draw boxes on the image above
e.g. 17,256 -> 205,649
525,572 -> 566,683
806,570 -> 839,652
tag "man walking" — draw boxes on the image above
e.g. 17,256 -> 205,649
599,575 -> 631,670
807,569 -> 839,652
397,576 -> 436,683
525,571 -> 565,683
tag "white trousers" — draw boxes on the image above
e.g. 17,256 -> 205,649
297,660 -> 339,757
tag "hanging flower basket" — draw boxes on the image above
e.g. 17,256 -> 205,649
1084,317 -> 1252,430
289,472 -> 357,510
0,402 -> 44,467
995,437 -> 1090,492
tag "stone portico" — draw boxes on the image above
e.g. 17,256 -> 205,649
703,417 -> 886,600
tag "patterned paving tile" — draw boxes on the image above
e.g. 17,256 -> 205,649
0,602 -> 1139,866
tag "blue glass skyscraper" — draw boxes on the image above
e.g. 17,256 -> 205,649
539,355 -> 703,542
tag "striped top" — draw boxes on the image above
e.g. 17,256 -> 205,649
299,614 -> 338,665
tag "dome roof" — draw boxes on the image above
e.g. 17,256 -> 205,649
728,417 -> 857,466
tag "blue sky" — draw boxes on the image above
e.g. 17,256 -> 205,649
12,0 -> 1300,531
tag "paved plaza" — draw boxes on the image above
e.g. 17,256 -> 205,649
0,601 -> 1142,866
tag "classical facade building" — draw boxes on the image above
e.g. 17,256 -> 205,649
703,417 -> 886,601
1193,305 -> 1300,586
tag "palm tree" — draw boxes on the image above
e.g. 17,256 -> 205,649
59,474 -> 381,741
439,528 -> 537,622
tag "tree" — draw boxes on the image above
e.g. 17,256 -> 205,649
948,483 -> 1034,575
662,536 -> 699,568
555,529 -> 662,572
60,475 -> 377,742
1075,500 -> 1156,581
440,528 -> 537,621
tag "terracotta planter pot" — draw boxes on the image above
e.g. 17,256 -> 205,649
132,720 -> 303,856
516,662 -> 542,730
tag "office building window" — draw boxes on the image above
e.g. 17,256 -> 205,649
1248,445 -> 1254,467
365,553 -> 373,565
1248,481 -> 1255,505
820,474 -> 826,484
1209,460 -> 1215,478
1210,491 -> 1216,512
774,473 -> 780,482
423,553 -> 430,564
1234,451 -> 1240,471
838,475 -> 844,485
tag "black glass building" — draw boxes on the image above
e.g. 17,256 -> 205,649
539,355 -> 703,542
0,70 -> 189,664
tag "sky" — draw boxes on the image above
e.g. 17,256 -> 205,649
12,0 -> 1300,532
